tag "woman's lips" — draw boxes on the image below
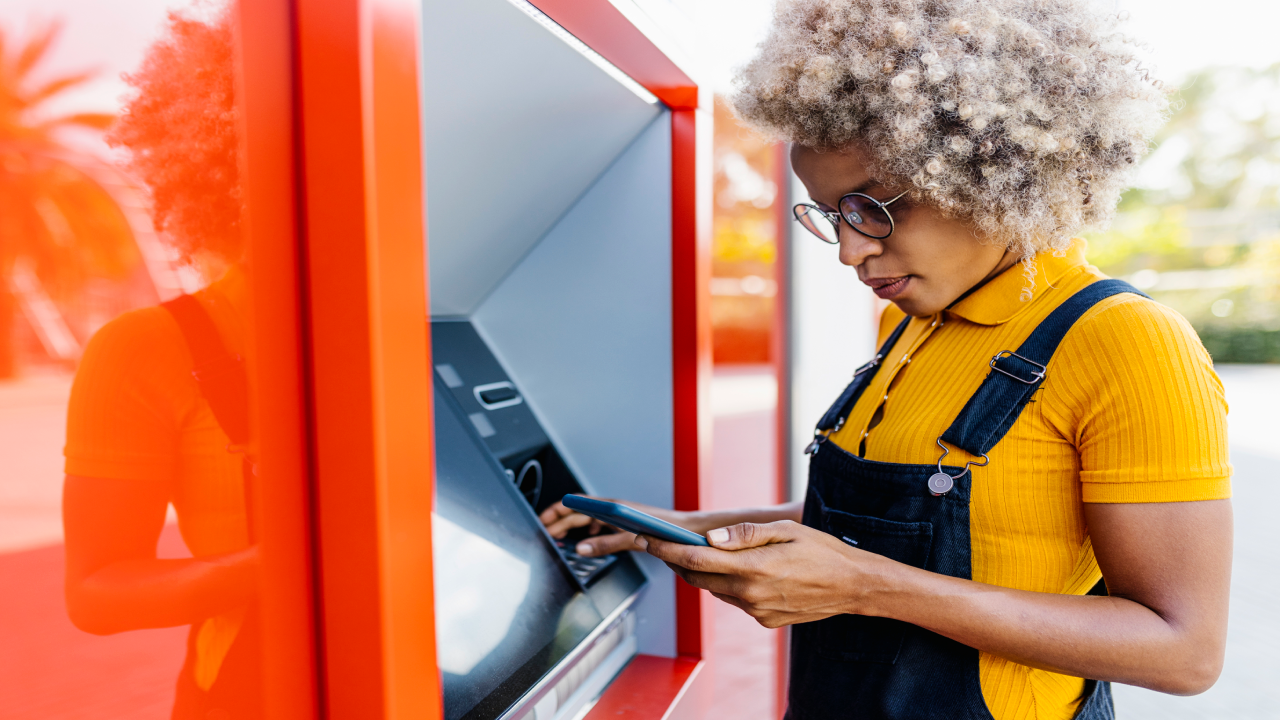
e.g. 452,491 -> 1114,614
866,276 -> 911,299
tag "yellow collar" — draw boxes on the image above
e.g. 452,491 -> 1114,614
946,239 -> 1089,326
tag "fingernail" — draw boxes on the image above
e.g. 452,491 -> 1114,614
634,536 -> 649,550
576,542 -> 593,556
708,528 -> 729,544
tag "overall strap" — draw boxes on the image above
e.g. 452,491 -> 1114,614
809,315 -> 913,449
162,294 -> 256,543
162,294 -> 250,445
939,279 -> 1149,457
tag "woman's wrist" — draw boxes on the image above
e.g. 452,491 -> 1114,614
840,550 -> 920,619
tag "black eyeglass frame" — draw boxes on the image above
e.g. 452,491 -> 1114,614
793,190 -> 910,243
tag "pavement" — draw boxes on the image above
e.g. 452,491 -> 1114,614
0,372 -> 75,553
1110,366 -> 1280,719
707,365 -> 785,720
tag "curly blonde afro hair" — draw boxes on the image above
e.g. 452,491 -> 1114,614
108,8 -> 241,264
732,0 -> 1170,256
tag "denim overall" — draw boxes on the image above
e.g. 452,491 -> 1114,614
787,279 -> 1146,720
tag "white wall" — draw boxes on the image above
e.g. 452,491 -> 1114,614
421,0 -> 660,316
420,0 -> 685,662
786,171 -> 878,500
472,115 -> 677,657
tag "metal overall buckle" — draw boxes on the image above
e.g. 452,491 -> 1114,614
928,438 -> 990,496
804,417 -> 844,455
989,350 -> 1046,385
804,352 -> 883,455
804,431 -> 827,455
852,353 -> 883,379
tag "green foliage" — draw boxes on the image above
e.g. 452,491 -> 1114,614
1084,206 -> 1188,273
1196,326 -> 1280,364
1121,64 -> 1280,212
1086,65 -> 1280,363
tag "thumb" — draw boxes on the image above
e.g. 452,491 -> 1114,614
705,520 -> 798,550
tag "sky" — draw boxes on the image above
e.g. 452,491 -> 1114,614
9,0 -> 1278,114
674,0 -> 1280,92
4,0 -> 179,111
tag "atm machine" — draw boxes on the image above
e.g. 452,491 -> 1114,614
419,1 -> 708,719
430,323 -> 646,720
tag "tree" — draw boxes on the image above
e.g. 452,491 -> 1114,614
1122,64 -> 1280,212
0,20 -> 138,377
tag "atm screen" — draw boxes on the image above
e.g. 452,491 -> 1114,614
433,377 -> 606,720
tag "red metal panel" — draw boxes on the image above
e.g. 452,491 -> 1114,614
238,0 -> 322,716
529,0 -> 698,109
771,142 -> 793,719
294,0 -> 439,716
362,0 -> 442,716
582,655 -> 705,720
671,108 -> 711,659
294,0 -> 383,711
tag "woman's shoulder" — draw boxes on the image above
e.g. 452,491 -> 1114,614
1049,286 -> 1224,428
73,305 -> 194,404
80,305 -> 187,367
1069,290 -> 1211,367
1053,285 -> 1230,501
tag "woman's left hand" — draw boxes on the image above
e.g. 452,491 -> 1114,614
637,520 -> 894,628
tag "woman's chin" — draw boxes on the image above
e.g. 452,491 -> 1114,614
887,294 -> 941,319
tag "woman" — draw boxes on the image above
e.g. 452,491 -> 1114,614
541,1 -> 1232,718
61,8 -> 263,719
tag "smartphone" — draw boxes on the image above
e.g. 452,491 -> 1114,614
562,495 -> 710,547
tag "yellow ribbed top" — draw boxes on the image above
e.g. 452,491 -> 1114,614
827,239 -> 1231,720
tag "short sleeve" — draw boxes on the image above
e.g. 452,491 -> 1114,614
1047,296 -> 1232,503
64,307 -> 197,483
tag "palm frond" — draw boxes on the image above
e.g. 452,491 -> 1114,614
12,20 -> 62,79
46,112 -> 115,131
26,70 -> 99,108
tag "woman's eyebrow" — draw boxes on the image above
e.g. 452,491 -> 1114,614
817,180 -> 882,209
848,180 -> 880,195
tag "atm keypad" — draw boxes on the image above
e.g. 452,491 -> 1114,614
555,539 -> 617,584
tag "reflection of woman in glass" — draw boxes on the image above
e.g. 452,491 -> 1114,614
61,8 -> 261,718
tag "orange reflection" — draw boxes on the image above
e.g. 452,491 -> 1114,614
61,6 -> 264,717
3,3 -> 266,717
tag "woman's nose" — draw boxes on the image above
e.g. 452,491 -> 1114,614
838,223 -> 883,267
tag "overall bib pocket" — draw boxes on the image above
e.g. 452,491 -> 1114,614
809,491 -> 934,664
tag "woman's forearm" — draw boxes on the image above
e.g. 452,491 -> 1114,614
860,561 -> 1219,695
67,548 -> 258,635
642,500 -> 1230,698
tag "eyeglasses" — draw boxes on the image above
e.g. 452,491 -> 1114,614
793,190 -> 909,244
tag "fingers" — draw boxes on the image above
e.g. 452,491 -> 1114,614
638,535 -> 743,575
705,520 -> 800,551
538,501 -> 569,525
574,531 -> 638,557
545,512 -> 596,539
675,569 -> 742,597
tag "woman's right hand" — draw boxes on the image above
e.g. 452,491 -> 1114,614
539,498 -> 699,557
